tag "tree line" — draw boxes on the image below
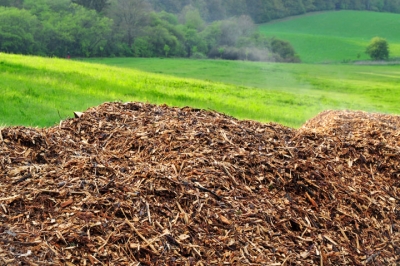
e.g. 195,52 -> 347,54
1,0 -> 398,61
0,0 -> 301,61
148,0 -> 400,23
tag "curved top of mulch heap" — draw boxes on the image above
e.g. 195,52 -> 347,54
0,102 -> 399,265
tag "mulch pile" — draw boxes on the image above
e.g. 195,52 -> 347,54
0,102 -> 398,265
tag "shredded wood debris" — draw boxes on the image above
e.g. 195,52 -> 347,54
0,102 -> 398,265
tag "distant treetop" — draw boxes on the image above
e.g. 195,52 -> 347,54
72,0 -> 110,13
366,37 -> 389,60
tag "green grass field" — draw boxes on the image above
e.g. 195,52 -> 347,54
1,53 -> 399,128
259,10 -> 400,63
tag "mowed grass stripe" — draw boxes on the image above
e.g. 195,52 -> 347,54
259,10 -> 400,63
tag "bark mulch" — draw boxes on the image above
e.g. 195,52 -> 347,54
0,102 -> 398,265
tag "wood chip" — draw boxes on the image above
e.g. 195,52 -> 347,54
0,103 -> 398,265
60,198 -> 73,208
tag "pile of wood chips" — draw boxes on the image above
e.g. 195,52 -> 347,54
0,102 -> 398,265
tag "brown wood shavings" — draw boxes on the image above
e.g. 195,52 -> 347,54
0,103 -> 398,265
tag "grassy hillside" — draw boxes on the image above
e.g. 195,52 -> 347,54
259,10 -> 400,63
1,54 -> 399,128
87,57 -> 400,115
0,54 -> 316,128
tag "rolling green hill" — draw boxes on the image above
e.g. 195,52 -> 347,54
1,54 -> 399,128
259,10 -> 400,63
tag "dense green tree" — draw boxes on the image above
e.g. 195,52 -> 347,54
0,0 -> 11,6
158,10 -> 179,25
302,0 -> 316,11
217,15 -> 254,46
132,11 -> 185,57
265,0 -> 287,19
365,37 -> 389,60
245,0 -> 270,23
0,0 -> 22,7
183,27 -> 201,57
384,0 -> 400,12
203,0 -> 226,21
270,38 -> 300,62
67,4 -> 112,56
145,12 -> 185,56
182,6 -> 205,30
148,0 -> 190,14
107,0 -> 151,48
72,0 -> 110,12
223,0 -> 247,17
17,0 -> 112,57
0,7 -> 40,54
368,0 -> 385,11
199,21 -> 221,51
284,0 -> 306,15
